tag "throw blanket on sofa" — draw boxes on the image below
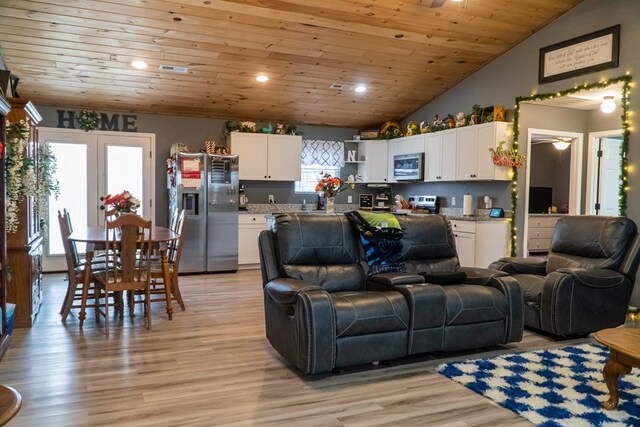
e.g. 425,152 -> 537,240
345,211 -> 406,275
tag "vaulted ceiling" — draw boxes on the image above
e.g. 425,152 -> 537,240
0,0 -> 582,128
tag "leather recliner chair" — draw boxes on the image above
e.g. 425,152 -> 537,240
259,213 -> 523,374
490,215 -> 640,336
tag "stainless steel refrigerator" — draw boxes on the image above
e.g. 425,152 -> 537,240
168,152 -> 239,273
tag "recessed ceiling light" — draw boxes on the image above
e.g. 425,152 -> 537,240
256,74 -> 269,83
131,60 -> 148,70
354,85 -> 367,93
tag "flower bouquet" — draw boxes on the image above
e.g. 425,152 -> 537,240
315,173 -> 354,198
315,173 -> 354,214
100,190 -> 141,215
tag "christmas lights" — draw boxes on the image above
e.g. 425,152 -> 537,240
510,75 -> 632,256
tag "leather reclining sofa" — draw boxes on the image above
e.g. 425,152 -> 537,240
258,213 -> 524,375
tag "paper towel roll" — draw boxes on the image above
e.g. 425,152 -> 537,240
463,194 -> 474,216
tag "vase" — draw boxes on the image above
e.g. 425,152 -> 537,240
326,196 -> 335,214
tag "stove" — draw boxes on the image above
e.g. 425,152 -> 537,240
407,195 -> 439,214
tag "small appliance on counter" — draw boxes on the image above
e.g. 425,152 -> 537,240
239,184 -> 248,211
407,195 -> 439,214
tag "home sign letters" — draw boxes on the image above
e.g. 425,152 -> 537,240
56,110 -> 138,132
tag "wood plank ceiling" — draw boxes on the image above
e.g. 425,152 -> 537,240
0,0 -> 583,128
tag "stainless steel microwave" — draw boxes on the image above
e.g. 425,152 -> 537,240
393,153 -> 424,181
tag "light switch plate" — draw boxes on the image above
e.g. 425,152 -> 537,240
347,195 -> 353,203
452,197 -> 456,206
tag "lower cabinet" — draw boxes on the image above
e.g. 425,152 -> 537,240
450,219 -> 510,268
7,237 -> 43,327
238,215 -> 267,265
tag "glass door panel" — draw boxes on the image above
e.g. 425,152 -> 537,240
106,145 -> 145,217
47,143 -> 89,257
98,135 -> 152,221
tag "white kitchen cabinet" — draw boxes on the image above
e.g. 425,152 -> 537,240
357,140 -> 389,183
450,219 -> 510,268
238,215 -> 267,265
527,214 -> 562,254
456,122 -> 512,181
387,137 -> 402,183
229,133 -> 301,181
424,128 -> 456,181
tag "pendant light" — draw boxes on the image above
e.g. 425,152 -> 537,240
600,96 -> 616,113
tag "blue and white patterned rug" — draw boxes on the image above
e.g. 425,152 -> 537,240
438,343 -> 640,426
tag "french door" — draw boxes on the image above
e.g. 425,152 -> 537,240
39,128 -> 156,271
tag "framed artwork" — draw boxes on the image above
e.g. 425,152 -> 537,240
359,194 -> 373,210
538,25 -> 620,84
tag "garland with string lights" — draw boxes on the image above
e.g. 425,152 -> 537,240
510,73 -> 633,256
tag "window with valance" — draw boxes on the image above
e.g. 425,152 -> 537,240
295,140 -> 344,193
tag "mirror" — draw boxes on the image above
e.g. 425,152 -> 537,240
511,76 -> 631,257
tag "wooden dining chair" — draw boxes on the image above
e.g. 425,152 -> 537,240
148,210 -> 186,313
58,211 -> 90,322
93,213 -> 153,335
58,210 -> 104,322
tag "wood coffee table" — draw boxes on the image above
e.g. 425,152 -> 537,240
594,327 -> 640,410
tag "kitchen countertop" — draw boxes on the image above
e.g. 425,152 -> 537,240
249,204 -> 510,222
262,212 -> 509,222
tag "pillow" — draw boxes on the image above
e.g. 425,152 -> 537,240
357,211 -> 401,230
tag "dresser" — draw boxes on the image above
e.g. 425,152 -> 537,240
6,99 -> 43,328
527,214 -> 563,255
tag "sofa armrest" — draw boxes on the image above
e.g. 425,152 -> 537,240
457,267 -> 508,285
263,279 -> 335,374
540,269 -> 632,335
555,268 -> 626,288
265,278 -> 323,304
367,272 -> 425,287
489,257 -> 547,275
487,276 -> 524,343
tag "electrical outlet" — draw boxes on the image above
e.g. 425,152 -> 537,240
452,196 -> 456,206
347,195 -> 353,203
268,194 -> 275,204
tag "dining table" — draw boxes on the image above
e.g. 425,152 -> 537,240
68,225 -> 180,327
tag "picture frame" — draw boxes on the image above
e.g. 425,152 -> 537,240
538,25 -> 620,84
360,130 -> 379,140
359,194 -> 373,210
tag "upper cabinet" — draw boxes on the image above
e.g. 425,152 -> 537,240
424,128 -> 456,182
357,140 -> 388,183
350,123 -> 512,184
456,122 -> 512,181
229,133 -> 301,181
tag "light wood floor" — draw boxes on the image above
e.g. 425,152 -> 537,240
0,270 -> 595,427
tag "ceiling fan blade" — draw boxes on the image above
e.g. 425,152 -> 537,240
422,0 -> 447,8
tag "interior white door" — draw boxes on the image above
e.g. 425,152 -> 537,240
40,128 -> 155,272
597,137 -> 622,216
